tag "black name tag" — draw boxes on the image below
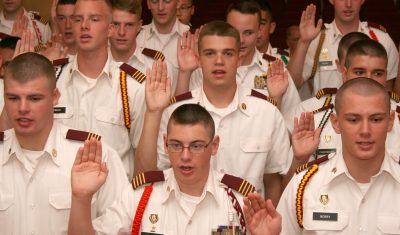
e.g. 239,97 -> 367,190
319,61 -> 333,67
141,232 -> 163,235
316,148 -> 336,156
313,212 -> 338,221
53,107 -> 66,114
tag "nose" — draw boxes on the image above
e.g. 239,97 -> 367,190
215,53 -> 224,65
65,17 -> 72,29
158,1 -> 165,10
345,0 -> 352,7
360,119 -> 371,137
81,18 -> 89,30
118,24 -> 125,36
180,147 -> 192,162
18,99 -> 29,114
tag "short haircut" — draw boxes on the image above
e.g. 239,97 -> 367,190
226,0 -> 261,24
286,25 -> 299,39
167,104 -> 215,139
58,0 -> 77,5
76,0 -> 112,21
337,32 -> 369,62
5,52 -> 57,90
0,36 -> 19,50
256,0 -> 273,21
335,77 -> 390,114
344,39 -> 388,68
198,20 -> 240,51
112,0 -> 142,19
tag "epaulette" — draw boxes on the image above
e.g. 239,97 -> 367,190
34,43 -> 46,53
169,91 -> 193,105
250,89 -> 277,106
52,58 -> 69,66
66,129 -> 101,141
312,103 -> 334,114
131,171 -> 165,190
221,174 -> 255,197
389,91 -> 400,103
0,32 -> 13,40
142,48 -> 165,61
277,48 -> 289,57
262,53 -> 277,62
119,63 -> 146,84
315,88 -> 337,99
295,155 -> 329,174
0,132 -> 4,141
367,22 -> 387,33
31,12 -> 48,24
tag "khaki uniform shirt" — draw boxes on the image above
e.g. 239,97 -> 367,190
0,123 -> 129,235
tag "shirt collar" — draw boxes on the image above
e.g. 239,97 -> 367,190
331,20 -> 363,43
148,18 -> 186,40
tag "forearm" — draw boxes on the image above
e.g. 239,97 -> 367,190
68,196 -> 96,235
174,70 -> 192,96
134,111 -> 163,175
264,173 -> 283,207
287,40 -> 312,88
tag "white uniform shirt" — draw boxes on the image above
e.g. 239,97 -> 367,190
0,9 -> 51,46
278,151 -> 400,234
301,21 -> 399,99
0,123 -> 129,235
54,54 -> 146,177
93,168 -> 246,235
157,86 -> 291,193
136,19 -> 190,93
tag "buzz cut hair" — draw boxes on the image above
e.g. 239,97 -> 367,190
168,104 -> 215,139
335,77 -> 390,114
344,39 -> 388,69
5,52 -> 57,90
112,0 -> 142,19
198,20 -> 240,51
337,32 -> 369,63
226,0 -> 261,24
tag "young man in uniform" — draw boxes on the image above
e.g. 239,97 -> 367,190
176,0 -> 195,26
136,21 -> 290,206
0,52 -> 128,234
55,0 -> 77,56
54,0 -> 146,178
288,3 -> 398,99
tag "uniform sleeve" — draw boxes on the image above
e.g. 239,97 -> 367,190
129,83 -> 146,149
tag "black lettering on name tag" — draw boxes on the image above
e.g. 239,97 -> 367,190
53,107 -> 66,114
141,232 -> 163,235
318,61 -> 333,67
313,212 -> 338,221
316,148 -> 336,156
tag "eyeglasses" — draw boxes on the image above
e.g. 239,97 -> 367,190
177,4 -> 193,12
166,139 -> 212,154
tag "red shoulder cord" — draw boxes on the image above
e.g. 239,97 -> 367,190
131,183 -> 154,235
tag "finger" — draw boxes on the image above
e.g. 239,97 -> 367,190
177,36 -> 182,53
73,147 -> 84,166
81,140 -> 90,162
94,139 -> 102,164
28,31 -> 35,52
293,116 -> 299,134
161,61 -> 168,89
155,60 -> 162,84
314,127 -> 322,139
100,162 -> 108,174
310,112 -> 315,131
145,67 -> 151,87
265,199 -> 280,219
88,138 -> 97,162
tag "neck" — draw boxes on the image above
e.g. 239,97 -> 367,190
111,45 -> 136,63
178,170 -> 209,197
65,44 -> 77,55
257,41 -> 269,54
154,18 -> 176,34
241,50 -> 255,66
3,8 -> 24,20
77,47 -> 108,78
203,82 -> 237,108
16,121 -> 53,151
342,150 -> 384,183
335,18 -> 360,35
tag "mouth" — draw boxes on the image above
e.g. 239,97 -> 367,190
356,141 -> 374,150
179,165 -> 194,175
16,117 -> 33,127
212,69 -> 226,78
80,34 -> 92,42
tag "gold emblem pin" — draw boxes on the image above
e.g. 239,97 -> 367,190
149,214 -> 159,232
320,195 -> 329,205
52,149 -> 57,158
241,103 -> 247,110
332,167 -> 337,174
324,135 -> 331,143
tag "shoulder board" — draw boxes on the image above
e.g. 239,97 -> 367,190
169,91 -> 193,105
31,12 -> 48,24
66,129 -> 101,141
295,155 -> 329,174
315,88 -> 337,99
277,48 -> 289,57
312,103 -> 334,114
0,32 -> 13,40
389,91 -> 400,103
0,132 -> 4,141
367,22 -> 387,33
250,89 -> 277,106
221,174 -> 255,197
52,58 -> 69,66
119,63 -> 146,84
397,106 -> 400,113
262,53 -> 277,62
142,48 -> 165,61
132,171 -> 165,190
34,43 -> 46,53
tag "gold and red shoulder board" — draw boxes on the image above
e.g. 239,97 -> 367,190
389,91 -> 400,103
0,32 -> 13,40
66,129 -> 101,141
262,53 -> 277,62
277,48 -> 289,57
221,174 -> 255,197
142,48 -> 165,61
119,63 -> 146,84
315,88 -> 337,99
132,171 -> 165,190
367,22 -> 387,33
169,91 -> 193,105
295,155 -> 329,174
52,58 -> 69,66
31,12 -> 48,24
250,89 -> 277,106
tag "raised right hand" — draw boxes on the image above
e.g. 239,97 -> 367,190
292,112 -> 321,161
299,4 -> 323,43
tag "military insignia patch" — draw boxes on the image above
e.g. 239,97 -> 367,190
254,74 -> 268,90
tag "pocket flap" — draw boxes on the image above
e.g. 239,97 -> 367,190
240,139 -> 269,152
377,215 -> 400,234
0,193 -> 14,210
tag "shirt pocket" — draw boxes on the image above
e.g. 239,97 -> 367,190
95,108 -> 125,126
48,192 -> 71,235
303,209 -> 349,232
377,215 -> 400,234
240,139 -> 270,153
0,192 -> 14,234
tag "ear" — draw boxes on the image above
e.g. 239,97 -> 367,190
329,0 -> 334,5
52,88 -> 61,106
388,111 -> 395,132
147,0 -> 151,9
330,113 -> 341,134
107,23 -> 113,38
269,22 -> 276,34
211,135 -> 220,156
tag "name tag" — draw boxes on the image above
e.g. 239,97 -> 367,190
141,232 -> 163,235
313,212 -> 338,221
319,61 -> 333,67
53,107 -> 66,114
316,148 -> 336,156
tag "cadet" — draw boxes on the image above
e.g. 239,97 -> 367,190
54,0 -> 77,56
288,3 -> 398,99
176,0 -> 195,27
0,0 -> 51,46
0,52 -> 128,234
